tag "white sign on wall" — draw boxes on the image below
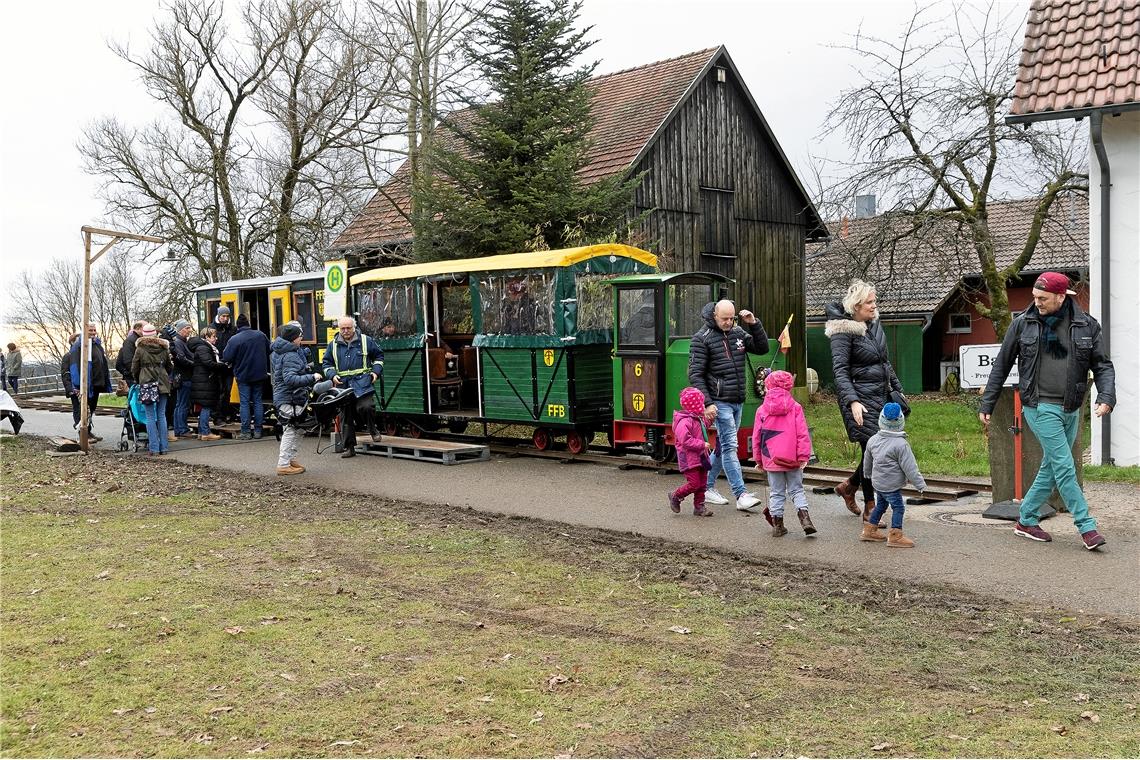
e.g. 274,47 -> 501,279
958,343 -> 1018,389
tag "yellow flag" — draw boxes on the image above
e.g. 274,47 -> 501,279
778,314 -> 793,353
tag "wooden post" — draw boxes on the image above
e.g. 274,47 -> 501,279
79,230 -> 92,451
76,226 -> 166,452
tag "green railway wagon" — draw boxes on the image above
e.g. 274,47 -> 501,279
350,244 -> 657,451
610,272 -> 786,462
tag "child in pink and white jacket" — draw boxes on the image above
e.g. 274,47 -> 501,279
752,370 -> 815,537
669,386 -> 715,516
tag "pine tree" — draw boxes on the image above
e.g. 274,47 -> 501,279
413,0 -> 637,259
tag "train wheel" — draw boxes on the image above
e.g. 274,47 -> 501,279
382,418 -> 399,436
404,423 -> 423,439
447,419 -> 469,434
566,430 -> 590,455
532,427 -> 552,451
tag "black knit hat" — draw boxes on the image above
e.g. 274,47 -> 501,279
236,313 -> 250,328
281,323 -> 302,342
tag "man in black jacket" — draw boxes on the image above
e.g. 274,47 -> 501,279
210,306 -> 237,421
115,320 -> 145,386
688,299 -> 768,511
979,272 -> 1115,550
170,320 -> 197,438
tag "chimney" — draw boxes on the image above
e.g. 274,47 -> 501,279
841,216 -> 849,239
855,194 -> 877,219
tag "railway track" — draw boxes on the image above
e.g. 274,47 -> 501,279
21,397 -> 988,502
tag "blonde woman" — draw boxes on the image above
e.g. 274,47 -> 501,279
824,280 -> 904,526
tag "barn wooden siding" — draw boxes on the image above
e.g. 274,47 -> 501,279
627,62 -> 810,381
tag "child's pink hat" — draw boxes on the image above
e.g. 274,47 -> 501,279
764,369 -> 794,391
679,387 -> 706,416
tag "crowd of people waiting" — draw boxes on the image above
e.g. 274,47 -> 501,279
57,309 -> 384,477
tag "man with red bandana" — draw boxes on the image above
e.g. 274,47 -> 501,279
978,272 -> 1116,550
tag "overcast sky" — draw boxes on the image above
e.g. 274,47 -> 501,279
0,0 -> 1031,310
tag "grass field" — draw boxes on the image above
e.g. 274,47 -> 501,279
2,435 -> 1137,757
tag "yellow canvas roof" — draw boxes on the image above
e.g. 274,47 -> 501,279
350,243 -> 656,285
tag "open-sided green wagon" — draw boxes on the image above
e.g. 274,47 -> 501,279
350,244 -> 657,451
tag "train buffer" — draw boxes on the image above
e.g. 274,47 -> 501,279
358,435 -> 490,465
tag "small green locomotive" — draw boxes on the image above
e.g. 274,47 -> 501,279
609,272 -> 785,462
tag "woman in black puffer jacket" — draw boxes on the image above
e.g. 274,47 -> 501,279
825,279 -> 904,524
188,327 -> 227,440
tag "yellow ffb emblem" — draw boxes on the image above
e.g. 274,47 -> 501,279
632,393 -> 645,412
543,349 -> 554,366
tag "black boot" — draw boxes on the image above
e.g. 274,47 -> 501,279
341,445 -> 356,458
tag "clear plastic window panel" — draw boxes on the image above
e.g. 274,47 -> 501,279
575,274 -> 621,332
440,283 -> 475,333
357,284 -> 417,337
618,288 -> 657,345
478,272 -> 555,335
670,283 -> 713,338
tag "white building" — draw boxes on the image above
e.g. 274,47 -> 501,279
1008,0 -> 1140,467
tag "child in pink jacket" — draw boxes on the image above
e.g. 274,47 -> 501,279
752,370 -> 814,537
669,387 -> 715,516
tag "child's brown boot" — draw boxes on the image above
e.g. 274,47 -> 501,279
771,516 -> 788,537
887,528 -> 915,548
860,521 -> 886,542
797,509 -> 817,535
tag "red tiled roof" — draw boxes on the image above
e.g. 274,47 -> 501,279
332,48 -> 719,249
1010,0 -> 1140,117
804,196 -> 1089,317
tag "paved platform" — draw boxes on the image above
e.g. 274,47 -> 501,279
8,408 -> 1139,619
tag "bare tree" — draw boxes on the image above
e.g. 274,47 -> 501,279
353,0 -> 486,236
820,2 -> 1088,338
80,0 -> 410,288
253,0 -> 403,274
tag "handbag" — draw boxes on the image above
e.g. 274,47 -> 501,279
115,378 -> 129,397
889,389 -> 911,417
879,342 -> 911,417
139,381 -> 161,404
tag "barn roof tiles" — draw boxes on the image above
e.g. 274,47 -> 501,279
804,196 -> 1089,318
332,48 -> 719,249
1010,0 -> 1140,119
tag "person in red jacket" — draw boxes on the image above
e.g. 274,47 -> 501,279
668,387 -> 715,517
752,370 -> 814,537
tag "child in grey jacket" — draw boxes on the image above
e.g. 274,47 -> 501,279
860,402 -> 925,547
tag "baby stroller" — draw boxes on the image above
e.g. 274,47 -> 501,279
118,385 -> 149,452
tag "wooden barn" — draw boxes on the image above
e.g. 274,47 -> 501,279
330,46 -> 827,382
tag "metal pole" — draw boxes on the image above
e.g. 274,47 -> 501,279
79,230 -> 92,451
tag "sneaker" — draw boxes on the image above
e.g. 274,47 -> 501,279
1013,522 -> 1052,542
668,492 -> 681,514
236,432 -> 253,440
735,492 -> 761,512
704,489 -> 729,506
1080,530 -> 1106,551
252,430 -> 263,439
